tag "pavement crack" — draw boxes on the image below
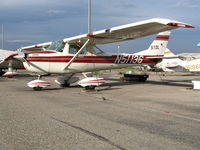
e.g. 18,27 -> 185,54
51,117 -> 126,150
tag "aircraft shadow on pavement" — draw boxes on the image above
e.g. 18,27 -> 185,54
46,78 -> 193,91
23,78 -> 193,91
103,78 -> 193,88
147,80 -> 192,88
36,85 -> 83,91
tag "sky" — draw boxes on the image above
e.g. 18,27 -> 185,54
0,0 -> 200,54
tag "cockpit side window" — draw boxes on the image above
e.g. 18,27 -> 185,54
69,44 -> 88,55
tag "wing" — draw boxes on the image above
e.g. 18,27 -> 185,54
0,50 -> 23,69
21,42 -> 52,51
64,18 -> 194,45
0,49 -> 15,61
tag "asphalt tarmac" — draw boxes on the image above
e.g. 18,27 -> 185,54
0,71 -> 200,150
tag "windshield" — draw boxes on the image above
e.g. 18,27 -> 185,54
47,40 -> 65,52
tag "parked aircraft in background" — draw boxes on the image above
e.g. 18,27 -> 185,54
0,49 -> 24,77
156,48 -> 200,72
0,42 -> 52,77
2,18 -> 194,90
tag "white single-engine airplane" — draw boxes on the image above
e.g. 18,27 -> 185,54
0,49 -> 25,77
0,42 -> 52,77
12,18 -> 193,90
156,48 -> 200,73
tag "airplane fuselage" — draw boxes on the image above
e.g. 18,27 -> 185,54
23,51 -> 159,74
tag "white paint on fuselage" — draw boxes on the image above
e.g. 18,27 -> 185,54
23,61 -> 138,74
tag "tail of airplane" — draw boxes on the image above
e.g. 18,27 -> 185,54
136,31 -> 171,56
156,48 -> 184,72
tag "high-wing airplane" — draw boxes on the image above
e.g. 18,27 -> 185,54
156,48 -> 200,72
12,18 -> 193,90
0,42 -> 52,77
0,49 -> 25,77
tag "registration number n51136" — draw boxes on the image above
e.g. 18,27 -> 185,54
114,55 -> 144,64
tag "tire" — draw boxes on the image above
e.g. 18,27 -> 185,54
33,86 -> 43,91
60,83 -> 70,87
85,85 -> 96,90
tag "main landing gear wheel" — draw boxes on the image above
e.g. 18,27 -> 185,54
60,83 -> 70,88
2,71 -> 17,78
33,86 -> 43,91
85,85 -> 96,90
78,77 -> 106,92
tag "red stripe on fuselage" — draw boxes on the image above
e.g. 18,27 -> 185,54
4,51 -> 56,61
26,55 -> 162,64
26,51 -> 57,55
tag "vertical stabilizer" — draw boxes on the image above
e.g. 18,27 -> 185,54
136,31 -> 171,56
148,31 -> 171,55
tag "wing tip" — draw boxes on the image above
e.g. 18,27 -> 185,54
167,22 -> 195,28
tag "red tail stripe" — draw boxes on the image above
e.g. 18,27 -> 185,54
155,35 -> 169,41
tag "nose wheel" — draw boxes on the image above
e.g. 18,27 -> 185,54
27,75 -> 51,91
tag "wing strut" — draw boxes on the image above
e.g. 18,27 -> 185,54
62,39 -> 90,70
